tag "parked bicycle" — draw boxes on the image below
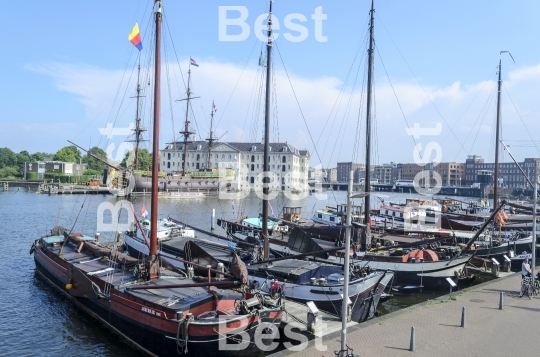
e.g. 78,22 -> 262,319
520,276 -> 533,299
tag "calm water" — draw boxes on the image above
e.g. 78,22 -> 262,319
0,188 -> 489,356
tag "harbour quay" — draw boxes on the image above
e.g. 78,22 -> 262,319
270,272 -> 538,357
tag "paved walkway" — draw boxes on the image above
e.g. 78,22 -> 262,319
271,273 -> 540,357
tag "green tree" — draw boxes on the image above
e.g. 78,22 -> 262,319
53,145 -> 81,163
83,169 -> 102,176
82,146 -> 108,172
31,152 -> 53,161
0,166 -> 20,178
121,148 -> 152,171
16,150 -> 32,170
0,147 -> 17,168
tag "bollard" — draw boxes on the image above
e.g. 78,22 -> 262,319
217,262 -> 224,279
499,292 -> 504,310
461,307 -> 466,328
410,326 -> 415,352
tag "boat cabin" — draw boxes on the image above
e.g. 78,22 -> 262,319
282,206 -> 302,223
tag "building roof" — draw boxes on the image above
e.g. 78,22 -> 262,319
163,141 -> 309,157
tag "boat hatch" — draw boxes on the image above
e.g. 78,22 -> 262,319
327,273 -> 344,283
42,236 -> 65,245
79,235 -> 96,241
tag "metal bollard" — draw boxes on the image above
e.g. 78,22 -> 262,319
410,326 -> 415,352
461,307 -> 466,328
499,292 -> 504,310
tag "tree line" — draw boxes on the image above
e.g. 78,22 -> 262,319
0,145 -> 152,179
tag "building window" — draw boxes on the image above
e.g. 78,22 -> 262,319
250,177 -> 255,184
282,156 -> 286,163
251,164 -> 254,171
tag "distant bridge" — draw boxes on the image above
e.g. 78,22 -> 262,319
312,182 -> 483,197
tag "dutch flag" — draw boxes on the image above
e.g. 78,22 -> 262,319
190,57 -> 199,67
140,204 -> 149,220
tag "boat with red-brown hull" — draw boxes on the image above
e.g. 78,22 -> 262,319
32,230 -> 283,357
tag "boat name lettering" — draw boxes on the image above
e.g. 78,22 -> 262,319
141,306 -> 162,317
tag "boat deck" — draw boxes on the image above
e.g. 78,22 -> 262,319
43,235 -> 240,313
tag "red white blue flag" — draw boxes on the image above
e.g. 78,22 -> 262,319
140,204 -> 149,219
190,57 -> 199,67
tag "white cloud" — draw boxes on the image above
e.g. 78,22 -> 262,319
26,58 -> 540,165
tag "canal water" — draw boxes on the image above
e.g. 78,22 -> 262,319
0,188 -> 511,356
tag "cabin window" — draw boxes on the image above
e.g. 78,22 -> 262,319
318,214 -> 322,218
330,217 -> 335,222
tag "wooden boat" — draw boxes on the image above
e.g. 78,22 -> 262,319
31,2 -> 283,355
126,216 -> 394,319
359,201 -> 507,291
32,229 -> 282,356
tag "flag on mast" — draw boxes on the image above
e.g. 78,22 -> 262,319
140,204 -> 149,219
268,202 -> 275,218
190,57 -> 199,67
213,101 -> 217,112
128,23 -> 143,51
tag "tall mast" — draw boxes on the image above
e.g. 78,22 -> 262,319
131,64 -> 147,171
363,0 -> 375,251
494,58 -> 502,208
178,62 -> 197,175
149,0 -> 162,280
206,101 -> 216,169
262,0 -> 273,260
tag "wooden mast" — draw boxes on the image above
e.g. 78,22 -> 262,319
149,0 -> 162,280
206,102 -> 216,169
131,64 -> 147,171
493,58 -> 502,209
177,60 -> 199,175
362,0 -> 375,251
262,0 -> 273,260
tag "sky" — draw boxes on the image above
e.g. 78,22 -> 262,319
1,0 -> 539,169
